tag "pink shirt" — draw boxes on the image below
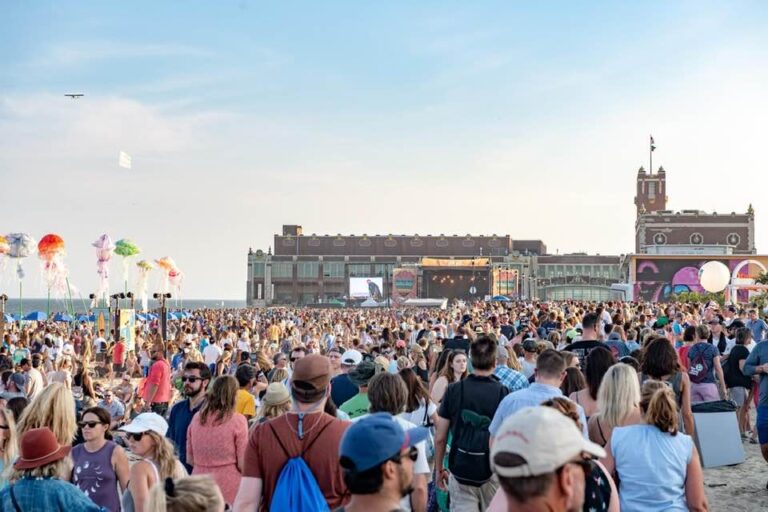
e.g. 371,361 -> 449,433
145,358 -> 171,403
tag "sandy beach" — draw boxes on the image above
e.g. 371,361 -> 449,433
704,436 -> 767,511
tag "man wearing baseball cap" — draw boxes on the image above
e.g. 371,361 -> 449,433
490,406 -> 605,512
337,413 -> 428,512
331,349 -> 362,407
235,354 -> 350,511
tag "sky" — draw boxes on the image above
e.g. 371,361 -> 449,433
2,1 -> 768,299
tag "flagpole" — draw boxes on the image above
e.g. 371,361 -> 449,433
650,136 -> 653,174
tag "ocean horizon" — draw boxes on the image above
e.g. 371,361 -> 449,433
2,298 -> 247,316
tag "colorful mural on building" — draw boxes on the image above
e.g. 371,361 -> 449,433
630,256 -> 768,302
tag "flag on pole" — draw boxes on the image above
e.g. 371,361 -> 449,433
650,135 -> 656,152
118,151 -> 132,169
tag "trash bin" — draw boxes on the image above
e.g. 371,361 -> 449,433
691,400 -> 744,468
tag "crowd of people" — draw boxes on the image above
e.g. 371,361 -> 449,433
0,298 -> 766,511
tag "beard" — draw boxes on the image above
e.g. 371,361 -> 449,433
397,464 -> 414,499
185,385 -> 202,398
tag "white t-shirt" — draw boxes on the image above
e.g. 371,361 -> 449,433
26,368 -> 45,400
203,344 -> 223,365
237,339 -> 250,353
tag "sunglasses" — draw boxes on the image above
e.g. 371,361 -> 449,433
79,421 -> 105,429
181,376 -> 202,383
127,432 -> 147,441
392,446 -> 419,464
0,425 -> 8,430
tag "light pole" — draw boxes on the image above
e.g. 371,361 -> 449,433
153,292 -> 172,341
0,294 -> 7,341
111,293 -> 126,342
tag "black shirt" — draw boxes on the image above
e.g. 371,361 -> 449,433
562,340 -> 606,369
726,345 -> 752,389
438,374 -> 509,426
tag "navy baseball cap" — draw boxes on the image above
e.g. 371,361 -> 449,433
339,413 -> 428,472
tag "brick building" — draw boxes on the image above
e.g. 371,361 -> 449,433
634,166 -> 755,254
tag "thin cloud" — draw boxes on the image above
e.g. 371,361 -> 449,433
27,41 -> 213,68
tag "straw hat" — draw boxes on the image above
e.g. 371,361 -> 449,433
263,382 -> 291,406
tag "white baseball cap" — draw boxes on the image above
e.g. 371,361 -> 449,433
341,349 -> 363,366
491,406 -> 605,478
119,412 -> 168,437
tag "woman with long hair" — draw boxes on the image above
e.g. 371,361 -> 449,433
71,406 -> 130,511
146,475 -> 226,512
17,382 -> 78,446
604,380 -> 708,512
430,350 -> 468,405
409,346 -> 430,384
560,366 -> 587,397
47,356 -> 73,389
120,413 -> 187,512
569,346 -> 615,419
640,336 -> 695,435
186,375 -> 248,506
1,427 -> 102,511
399,368 -> 437,428
588,363 -> 643,447
0,408 -> 18,487
215,350 -> 233,377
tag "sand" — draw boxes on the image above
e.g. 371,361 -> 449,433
703,435 -> 767,511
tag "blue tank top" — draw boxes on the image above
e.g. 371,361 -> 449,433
72,441 -> 121,512
611,424 -> 693,512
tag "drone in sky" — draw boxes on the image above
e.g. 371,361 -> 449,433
64,93 -> 84,99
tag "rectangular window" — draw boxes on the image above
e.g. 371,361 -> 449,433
257,283 -> 262,300
297,262 -> 319,279
252,262 -> 265,278
271,262 -> 293,278
373,264 -> 392,277
348,264 -> 371,277
648,181 -> 656,198
323,262 -> 345,278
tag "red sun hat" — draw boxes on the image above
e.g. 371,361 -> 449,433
14,427 -> 71,470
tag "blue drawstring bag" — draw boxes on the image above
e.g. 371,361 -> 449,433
268,420 -> 332,512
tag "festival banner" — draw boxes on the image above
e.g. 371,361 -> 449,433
119,309 -> 137,351
392,268 -> 418,303
93,307 -> 110,338
492,268 -> 518,296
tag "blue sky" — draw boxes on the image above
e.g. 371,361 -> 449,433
2,1 -> 768,299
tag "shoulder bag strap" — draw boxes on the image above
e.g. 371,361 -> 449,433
269,421 -> 292,459
9,484 -> 22,512
301,417 -> 334,456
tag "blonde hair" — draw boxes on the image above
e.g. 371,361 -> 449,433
640,380 -> 679,435
270,368 -> 289,384
10,455 -> 72,481
146,475 -> 224,512
596,363 -> 640,429
17,383 -> 77,445
506,346 -> 522,371
256,400 -> 291,423
0,408 -> 19,475
146,431 -> 179,480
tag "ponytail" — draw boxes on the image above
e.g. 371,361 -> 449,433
640,380 -> 678,435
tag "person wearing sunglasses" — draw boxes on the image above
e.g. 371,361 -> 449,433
71,406 -> 130,512
119,413 -> 187,512
167,361 -> 212,474
337,412 -> 427,512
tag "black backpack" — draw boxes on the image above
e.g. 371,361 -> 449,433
448,381 -> 505,486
